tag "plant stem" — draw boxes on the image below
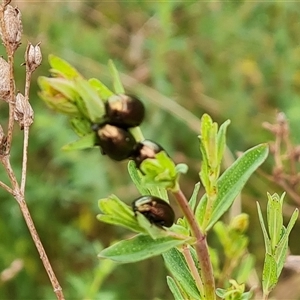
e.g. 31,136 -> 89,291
15,193 -> 65,300
262,293 -> 269,300
0,156 -> 65,300
173,189 -> 215,299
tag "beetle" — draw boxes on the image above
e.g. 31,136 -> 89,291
131,139 -> 165,168
105,94 -> 145,128
132,196 -> 175,228
93,123 -> 136,161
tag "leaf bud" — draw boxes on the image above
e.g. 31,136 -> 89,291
229,213 -> 249,234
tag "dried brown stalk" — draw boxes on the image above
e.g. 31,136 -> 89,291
0,1 -> 65,299
262,112 -> 300,205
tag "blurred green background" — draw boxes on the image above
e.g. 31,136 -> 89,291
0,1 -> 300,299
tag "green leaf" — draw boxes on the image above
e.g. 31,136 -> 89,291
139,151 -> 180,191
69,117 -> 93,137
127,160 -> 169,201
75,77 -> 105,123
88,78 -> 114,101
200,114 -> 218,169
163,248 -> 201,299
262,253 -> 277,295
127,160 -> 151,196
135,212 -> 170,239
97,195 -> 144,233
213,221 -> 230,251
196,143 -> 269,231
38,77 -> 79,101
189,182 -> 201,212
108,60 -> 125,94
274,227 -> 288,278
98,234 -> 188,263
216,119 -> 231,167
267,193 -> 283,251
48,54 -> 82,79
61,133 -> 95,151
236,253 -> 255,284
167,276 -> 186,300
257,201 -> 272,254
275,208 -> 299,277
241,291 -> 253,300
175,163 -> 189,175
215,288 -> 226,298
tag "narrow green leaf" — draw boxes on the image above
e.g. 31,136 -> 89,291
163,248 -> 201,300
167,276 -> 186,300
215,288 -> 226,298
39,77 -> 78,101
267,193 -> 283,251
262,253 -> 278,295
275,208 -> 299,276
127,160 -> 169,201
198,139 -> 210,190
189,182 -> 201,212
257,201 -> 272,254
98,234 -> 188,263
236,253 -> 255,284
69,117 -> 93,137
97,195 -> 143,233
127,160 -> 150,195
75,78 -> 105,123
108,60 -> 125,94
196,143 -> 269,231
216,119 -> 231,166
88,78 -> 114,101
274,228 -> 288,278
61,133 -> 95,151
48,54 -> 82,79
277,208 -> 299,250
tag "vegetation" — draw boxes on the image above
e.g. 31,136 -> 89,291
1,1 -> 300,299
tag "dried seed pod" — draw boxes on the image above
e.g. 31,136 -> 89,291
132,196 -> 175,228
25,42 -> 42,72
105,94 -> 145,128
14,92 -> 34,129
0,5 -> 22,52
0,57 -> 10,101
93,124 -> 136,161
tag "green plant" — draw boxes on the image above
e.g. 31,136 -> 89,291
38,54 -> 298,299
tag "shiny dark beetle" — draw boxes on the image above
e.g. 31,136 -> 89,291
131,139 -> 165,168
105,94 -> 145,128
132,196 -> 175,227
93,124 -> 136,161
